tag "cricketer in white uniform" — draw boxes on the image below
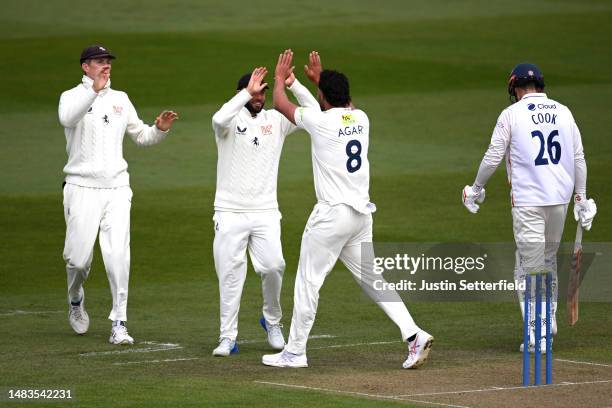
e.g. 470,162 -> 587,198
211,66 -> 319,356
262,50 -> 433,368
58,45 -> 178,345
462,63 -> 597,351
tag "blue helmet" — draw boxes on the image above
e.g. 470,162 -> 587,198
507,63 -> 545,101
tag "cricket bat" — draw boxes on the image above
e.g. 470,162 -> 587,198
567,223 -> 583,326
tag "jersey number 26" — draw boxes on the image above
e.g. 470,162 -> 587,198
531,130 -> 561,166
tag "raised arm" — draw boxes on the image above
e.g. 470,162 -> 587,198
304,51 -> 322,85
58,87 -> 98,128
211,67 -> 268,136
273,50 -> 299,125
59,68 -> 110,128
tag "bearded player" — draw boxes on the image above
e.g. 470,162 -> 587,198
210,63 -> 318,356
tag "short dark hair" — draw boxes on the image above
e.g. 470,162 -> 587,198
318,70 -> 351,107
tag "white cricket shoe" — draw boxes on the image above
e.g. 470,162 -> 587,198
212,338 -> 238,356
109,323 -> 134,345
520,337 -> 552,354
68,295 -> 89,335
260,317 -> 285,350
262,349 -> 308,368
403,330 -> 434,369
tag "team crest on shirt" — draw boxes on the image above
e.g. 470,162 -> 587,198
260,124 -> 273,135
341,114 -> 356,125
113,105 -> 123,115
252,137 -> 260,146
236,125 -> 247,135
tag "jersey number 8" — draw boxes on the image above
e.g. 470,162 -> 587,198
346,139 -> 362,173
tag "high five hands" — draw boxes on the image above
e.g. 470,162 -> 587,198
274,49 -> 323,86
304,51 -> 322,84
246,66 -> 269,95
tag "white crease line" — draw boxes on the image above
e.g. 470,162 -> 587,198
114,357 -> 199,366
254,381 -> 470,408
556,358 -> 612,368
240,334 -> 336,345
140,341 -> 180,347
0,310 -> 63,316
80,346 -> 183,357
80,341 -> 182,357
396,379 -> 612,397
310,341 -> 398,350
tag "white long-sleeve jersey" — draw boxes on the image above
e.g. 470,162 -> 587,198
474,93 -> 587,206
212,79 -> 318,211
294,106 -> 375,215
58,75 -> 168,188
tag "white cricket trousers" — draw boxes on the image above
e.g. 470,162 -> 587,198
512,204 -> 568,339
62,183 -> 132,322
286,203 -> 420,355
213,210 -> 285,340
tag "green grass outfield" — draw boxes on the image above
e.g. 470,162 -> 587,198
1,1 -> 612,407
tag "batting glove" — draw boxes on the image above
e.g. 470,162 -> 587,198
462,185 -> 486,214
573,194 -> 597,231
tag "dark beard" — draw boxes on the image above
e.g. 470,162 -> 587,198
245,102 -> 262,116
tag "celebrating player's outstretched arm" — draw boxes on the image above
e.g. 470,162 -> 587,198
304,51 -> 322,85
246,66 -> 269,95
273,49 -> 298,124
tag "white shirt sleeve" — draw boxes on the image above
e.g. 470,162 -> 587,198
294,106 -> 322,135
280,78 -> 321,136
571,115 -> 587,195
211,89 -> 252,138
125,96 -> 167,146
58,86 -> 98,128
474,109 -> 512,187
288,78 -> 319,109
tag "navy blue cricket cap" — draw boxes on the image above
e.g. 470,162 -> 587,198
80,45 -> 116,64
237,73 -> 269,91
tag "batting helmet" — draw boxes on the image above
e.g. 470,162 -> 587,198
507,63 -> 545,102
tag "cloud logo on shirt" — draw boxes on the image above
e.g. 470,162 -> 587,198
527,103 -> 536,111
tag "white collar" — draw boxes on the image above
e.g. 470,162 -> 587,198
521,92 -> 547,100
82,75 -> 111,95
